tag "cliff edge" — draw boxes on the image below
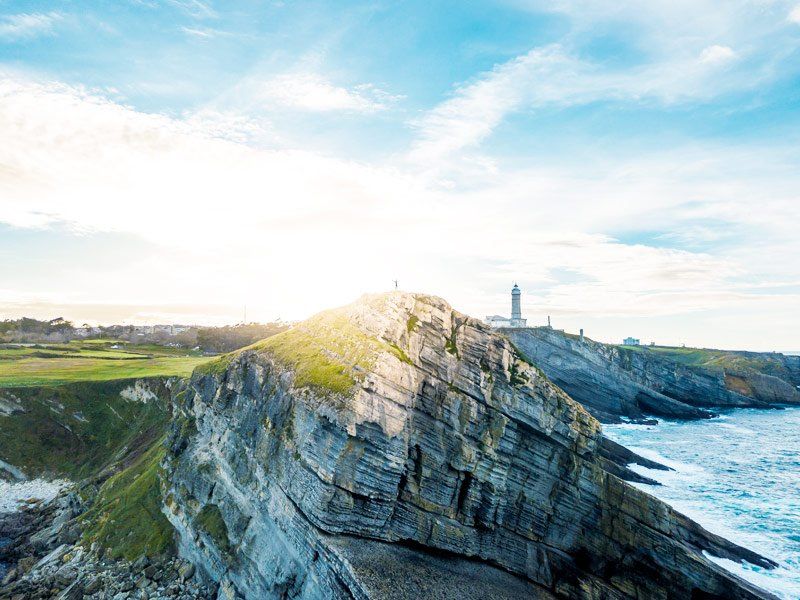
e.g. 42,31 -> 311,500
506,327 -> 800,423
162,292 -> 777,599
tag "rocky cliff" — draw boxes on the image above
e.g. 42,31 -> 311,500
506,327 -> 800,423
0,378 -> 219,599
0,379 -> 174,481
162,292 -> 777,599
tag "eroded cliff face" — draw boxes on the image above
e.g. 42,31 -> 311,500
163,293 -> 776,599
507,327 -> 800,423
0,378 -> 174,481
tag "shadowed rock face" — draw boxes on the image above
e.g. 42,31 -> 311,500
163,292 -> 777,599
506,327 -> 800,423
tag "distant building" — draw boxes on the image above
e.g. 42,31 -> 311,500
623,337 -> 640,346
486,284 -> 528,328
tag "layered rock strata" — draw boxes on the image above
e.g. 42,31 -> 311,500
163,292 -> 777,599
506,327 -> 800,423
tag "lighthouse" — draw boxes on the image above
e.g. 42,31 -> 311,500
485,283 -> 527,329
509,283 -> 527,327
511,283 -> 522,321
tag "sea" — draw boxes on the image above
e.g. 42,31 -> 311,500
605,406 -> 800,600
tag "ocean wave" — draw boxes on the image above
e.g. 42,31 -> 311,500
717,422 -> 757,434
624,446 -> 707,475
607,407 -> 800,600
703,552 -> 800,600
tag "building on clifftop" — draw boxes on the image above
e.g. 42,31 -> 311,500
486,284 -> 528,328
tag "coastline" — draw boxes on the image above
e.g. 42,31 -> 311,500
605,406 -> 800,600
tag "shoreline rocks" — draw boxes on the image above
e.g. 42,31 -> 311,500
0,495 -> 215,600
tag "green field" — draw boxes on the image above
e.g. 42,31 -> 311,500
0,340 -> 211,387
618,344 -> 789,375
0,339 -> 215,560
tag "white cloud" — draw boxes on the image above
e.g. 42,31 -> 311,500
167,0 -> 217,19
0,76 -> 429,316
1,75 -> 799,348
254,73 -> 400,113
180,108 -> 274,143
181,26 -> 229,38
789,5 -> 800,24
516,0 -> 791,49
699,44 -> 737,64
0,12 -> 62,40
409,44 -> 750,161
410,1 -> 800,162
410,47 -> 559,161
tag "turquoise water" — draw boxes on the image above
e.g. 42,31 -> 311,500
605,407 -> 800,599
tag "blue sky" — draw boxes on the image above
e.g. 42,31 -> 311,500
1,0 -> 800,350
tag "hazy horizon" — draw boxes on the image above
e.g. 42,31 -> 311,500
2,1 -> 800,352
2,290 -> 799,355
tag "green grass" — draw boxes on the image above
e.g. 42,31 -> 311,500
406,315 -> 419,333
195,503 -> 230,553
75,338 -> 128,345
0,380 -> 171,478
247,306 -> 411,398
255,324 -> 357,396
0,342 -> 191,559
115,343 -> 204,357
80,437 -> 175,560
193,352 -> 236,377
0,354 -> 210,388
619,344 -> 718,364
444,322 -> 460,358
0,341 -> 210,387
387,342 -> 412,365
619,344 -> 790,375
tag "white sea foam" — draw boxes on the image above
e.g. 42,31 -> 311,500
623,446 -> 707,476
719,425 -> 757,435
0,479 -> 69,512
704,552 -> 800,600
605,407 -> 800,600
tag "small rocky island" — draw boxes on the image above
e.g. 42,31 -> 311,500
0,293 -> 785,599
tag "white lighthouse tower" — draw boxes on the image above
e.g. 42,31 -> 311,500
485,283 -> 527,329
511,283 -> 522,322
509,283 -> 526,327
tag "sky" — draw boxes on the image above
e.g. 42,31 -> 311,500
1,0 -> 800,351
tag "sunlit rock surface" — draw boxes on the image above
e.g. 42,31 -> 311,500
163,292 -> 777,599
